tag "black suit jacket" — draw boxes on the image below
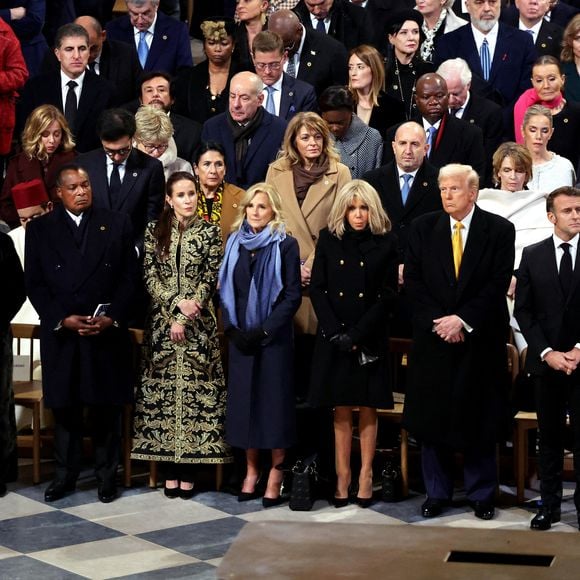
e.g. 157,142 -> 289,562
461,93 -> 503,187
25,205 -> 138,407
77,148 -> 165,253
41,39 -> 142,105
403,206 -> 515,447
279,73 -> 318,120
383,115 -> 485,179
295,28 -> 348,96
170,113 -> 202,164
363,160 -> 441,262
293,0 -> 374,50
501,8 -> 564,58
515,236 -> 580,375
17,71 -> 117,153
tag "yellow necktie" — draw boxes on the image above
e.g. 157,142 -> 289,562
452,221 -> 464,278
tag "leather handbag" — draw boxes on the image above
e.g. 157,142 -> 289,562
289,454 -> 318,511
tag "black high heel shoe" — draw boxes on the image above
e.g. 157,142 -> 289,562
164,482 -> 180,498
332,496 -> 349,508
179,483 -> 195,500
262,465 -> 286,508
238,475 -> 262,502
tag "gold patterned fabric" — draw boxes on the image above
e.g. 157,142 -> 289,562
196,179 -> 223,225
131,217 -> 232,464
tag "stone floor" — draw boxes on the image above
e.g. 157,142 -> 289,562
0,458 -> 577,579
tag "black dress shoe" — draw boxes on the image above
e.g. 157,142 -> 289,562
531,507 -> 561,530
179,484 -> 195,500
98,484 -> 117,503
421,498 -> 444,518
0,481 -> 6,497
472,501 -> 495,520
44,479 -> 76,502
164,484 -> 180,498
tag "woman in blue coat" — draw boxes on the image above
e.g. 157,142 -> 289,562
219,182 -> 302,507
309,180 -> 398,507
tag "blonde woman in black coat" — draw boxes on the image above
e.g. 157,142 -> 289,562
309,180 -> 398,508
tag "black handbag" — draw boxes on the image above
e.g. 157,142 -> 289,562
289,454 -> 318,511
381,460 -> 402,502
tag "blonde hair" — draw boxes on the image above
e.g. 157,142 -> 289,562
21,104 -> 75,161
348,45 -> 385,107
200,19 -> 230,42
328,180 -> 391,239
523,104 -> 553,129
438,163 -> 479,191
231,182 -> 286,233
562,15 -> 580,62
278,112 -> 340,168
134,105 -> 174,143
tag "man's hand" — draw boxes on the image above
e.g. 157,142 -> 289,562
507,275 -> 517,299
545,350 -> 577,375
433,315 -> 464,342
563,347 -> 580,375
63,314 -> 113,336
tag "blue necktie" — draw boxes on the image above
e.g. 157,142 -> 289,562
316,18 -> 326,33
265,86 -> 276,115
480,38 -> 490,81
401,174 -> 412,205
426,126 -> 436,157
286,54 -> 296,78
138,31 -> 149,68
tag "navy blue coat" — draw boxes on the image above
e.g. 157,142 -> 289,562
224,235 -> 302,449
105,10 -> 193,75
201,109 -> 287,190
279,73 -> 318,121
25,205 -> 139,408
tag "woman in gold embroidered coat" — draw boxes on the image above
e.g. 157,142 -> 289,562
131,172 -> 232,498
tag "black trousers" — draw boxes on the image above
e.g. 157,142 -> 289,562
51,404 -> 122,486
534,372 -> 580,511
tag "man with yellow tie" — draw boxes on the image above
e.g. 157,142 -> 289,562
403,163 -> 515,521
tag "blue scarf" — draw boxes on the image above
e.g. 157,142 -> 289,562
219,220 -> 286,329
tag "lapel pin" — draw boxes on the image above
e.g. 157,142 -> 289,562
289,91 -> 294,96
310,50 -> 316,55
100,225 -> 106,231
422,182 -> 428,186
307,62 -> 312,67
564,118 -> 569,123
163,35 -> 168,40
133,172 -> 138,177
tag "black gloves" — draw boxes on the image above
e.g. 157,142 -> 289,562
330,332 -> 354,352
225,327 -> 266,355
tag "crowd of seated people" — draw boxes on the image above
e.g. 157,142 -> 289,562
3,0 -> 580,534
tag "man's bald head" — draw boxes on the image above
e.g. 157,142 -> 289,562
75,15 -> 105,63
414,73 -> 449,125
267,9 -> 303,54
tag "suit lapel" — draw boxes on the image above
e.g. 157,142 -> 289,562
91,152 -> 111,210
456,207 -> 488,296
565,239 -> 580,304
75,210 -> 110,289
489,25 -> 508,85
116,150 -> 141,210
434,212 -> 455,284
244,113 -> 273,167
279,74 -> 295,120
403,165 -> 433,217
145,14 -> 169,69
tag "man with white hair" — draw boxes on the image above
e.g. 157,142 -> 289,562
201,71 -> 288,189
105,0 -> 192,75
433,0 -> 537,138
437,58 -> 503,186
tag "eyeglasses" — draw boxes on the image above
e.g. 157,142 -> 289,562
103,145 -> 132,158
254,58 -> 284,72
141,142 -> 169,154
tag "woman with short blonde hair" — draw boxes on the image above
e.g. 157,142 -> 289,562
134,105 -> 192,180
309,180 -> 398,508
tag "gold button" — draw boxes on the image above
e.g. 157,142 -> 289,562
233,203 -> 238,208
339,292 -> 344,297
360,261 -> 364,267
358,292 -> 364,298
564,118 -> 569,123
340,259 -> 344,265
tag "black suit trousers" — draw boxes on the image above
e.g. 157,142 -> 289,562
534,372 -> 580,511
52,404 -> 122,485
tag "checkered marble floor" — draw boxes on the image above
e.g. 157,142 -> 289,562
1,469 -> 578,579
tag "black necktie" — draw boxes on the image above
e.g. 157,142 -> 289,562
559,242 -> 573,296
64,80 -> 78,128
109,163 -> 122,207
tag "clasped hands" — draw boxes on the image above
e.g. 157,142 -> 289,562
433,315 -> 465,344
64,314 -> 114,336
544,349 -> 580,375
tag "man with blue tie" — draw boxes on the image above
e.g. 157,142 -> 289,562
515,187 -> 580,530
433,0 -> 536,138
105,0 -> 192,75
251,31 -> 317,121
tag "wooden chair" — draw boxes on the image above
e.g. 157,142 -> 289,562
11,323 -> 43,484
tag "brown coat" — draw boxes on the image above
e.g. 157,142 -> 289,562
266,157 -> 351,334
218,182 -> 245,246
